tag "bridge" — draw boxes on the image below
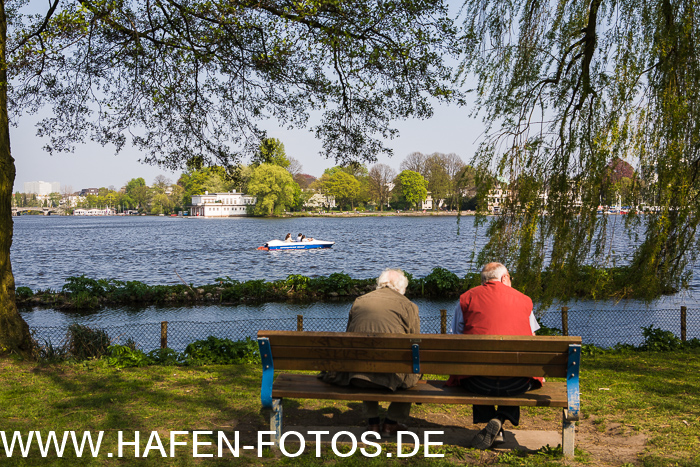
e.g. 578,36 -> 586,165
12,207 -> 63,216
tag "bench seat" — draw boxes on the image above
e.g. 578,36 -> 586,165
272,373 -> 568,407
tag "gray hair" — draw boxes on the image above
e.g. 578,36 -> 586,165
480,262 -> 508,284
376,268 -> 409,295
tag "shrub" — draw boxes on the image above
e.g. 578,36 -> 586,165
32,338 -> 68,363
147,348 -> 182,365
70,291 -> 100,309
183,336 -> 260,365
286,274 -> 310,292
639,325 -> 682,351
119,281 -> 152,301
15,286 -> 33,300
220,285 -> 242,301
67,324 -> 111,360
535,325 -> 563,336
106,345 -> 152,368
239,280 -> 269,299
62,275 -> 107,297
463,272 -> 481,290
423,267 -> 460,296
310,272 -> 354,294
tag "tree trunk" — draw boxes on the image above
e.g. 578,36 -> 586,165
0,0 -> 32,357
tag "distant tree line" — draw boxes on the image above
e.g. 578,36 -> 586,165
12,142 -> 640,216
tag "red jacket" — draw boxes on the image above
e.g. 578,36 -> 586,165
448,281 -> 543,388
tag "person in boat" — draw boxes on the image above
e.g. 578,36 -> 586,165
447,262 -> 542,450
296,233 -> 303,242
318,268 -> 420,437
284,233 -> 293,242
303,236 -> 314,242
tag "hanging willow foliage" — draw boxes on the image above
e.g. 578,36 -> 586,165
460,0 -> 700,303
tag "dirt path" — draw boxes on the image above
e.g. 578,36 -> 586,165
243,401 -> 649,465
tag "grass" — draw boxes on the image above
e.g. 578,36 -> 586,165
579,350 -> 700,466
1,350 -> 700,466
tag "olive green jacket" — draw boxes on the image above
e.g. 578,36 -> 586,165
319,287 -> 421,391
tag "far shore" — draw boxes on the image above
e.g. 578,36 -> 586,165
283,210 -> 477,218
12,209 -> 478,218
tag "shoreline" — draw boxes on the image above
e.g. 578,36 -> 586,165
282,210 -> 477,218
13,210 -> 479,218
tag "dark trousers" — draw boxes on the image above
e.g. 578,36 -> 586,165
350,378 -> 412,422
460,376 -> 532,426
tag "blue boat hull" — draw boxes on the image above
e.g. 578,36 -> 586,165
268,243 -> 333,250
260,239 -> 335,250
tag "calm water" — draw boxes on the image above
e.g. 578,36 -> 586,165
12,215 -> 489,290
12,214 -> 652,290
11,214 -> 700,347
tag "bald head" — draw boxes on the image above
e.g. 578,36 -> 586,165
481,262 -> 510,285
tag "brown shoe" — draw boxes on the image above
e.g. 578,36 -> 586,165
380,422 -> 409,438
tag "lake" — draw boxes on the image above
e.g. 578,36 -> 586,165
12,214 -> 658,290
13,215 -> 490,290
11,215 -> 700,348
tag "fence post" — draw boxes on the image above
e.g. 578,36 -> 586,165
681,306 -> 687,342
440,309 -> 447,334
297,314 -> 303,332
561,307 -> 569,336
160,321 -> 168,349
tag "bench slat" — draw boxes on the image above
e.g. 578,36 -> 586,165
270,346 -> 568,365
258,331 -> 581,352
271,374 -> 568,407
271,359 -> 569,377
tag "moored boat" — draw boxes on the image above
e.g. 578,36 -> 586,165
257,239 -> 335,251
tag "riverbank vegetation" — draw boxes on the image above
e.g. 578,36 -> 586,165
3,331 -> 699,466
15,265 -> 673,311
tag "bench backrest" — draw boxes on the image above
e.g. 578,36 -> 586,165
257,331 -> 582,378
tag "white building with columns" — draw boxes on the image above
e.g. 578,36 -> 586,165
190,191 -> 257,217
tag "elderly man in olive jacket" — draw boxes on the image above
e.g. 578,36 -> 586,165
320,268 -> 421,437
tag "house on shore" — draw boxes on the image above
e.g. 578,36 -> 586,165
190,191 -> 256,217
304,192 -> 336,210
74,208 -> 115,216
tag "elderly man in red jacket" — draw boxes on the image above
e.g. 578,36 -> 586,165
449,262 -> 542,450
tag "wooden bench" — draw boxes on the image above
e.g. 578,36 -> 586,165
257,331 -> 581,456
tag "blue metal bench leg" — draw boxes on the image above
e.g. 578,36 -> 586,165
270,399 -> 283,446
562,409 -> 575,457
563,343 -> 580,458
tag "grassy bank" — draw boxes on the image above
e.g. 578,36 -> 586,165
16,265 -> 664,311
2,348 -> 699,466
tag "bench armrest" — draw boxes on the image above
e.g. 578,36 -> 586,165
566,344 -> 581,421
259,338 -> 274,408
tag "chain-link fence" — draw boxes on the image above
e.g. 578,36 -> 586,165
537,307 -> 699,347
29,307 -> 699,353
